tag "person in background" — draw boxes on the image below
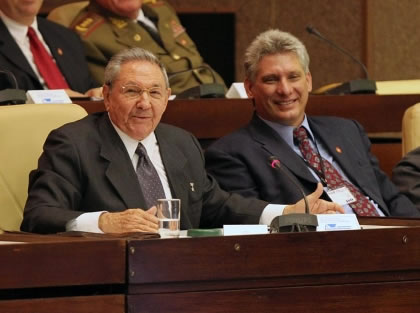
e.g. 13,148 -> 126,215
392,146 -> 420,212
0,0 -> 102,98
205,29 -> 420,218
21,47 -> 343,234
49,0 -> 225,96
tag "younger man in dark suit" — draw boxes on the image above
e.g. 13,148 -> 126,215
21,47 -> 343,234
0,0 -> 101,98
205,29 -> 419,218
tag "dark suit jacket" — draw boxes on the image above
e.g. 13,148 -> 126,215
21,112 -> 267,234
392,146 -> 420,212
205,114 -> 420,217
0,17 -> 98,92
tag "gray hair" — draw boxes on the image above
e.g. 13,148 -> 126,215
244,29 -> 310,82
104,47 -> 169,88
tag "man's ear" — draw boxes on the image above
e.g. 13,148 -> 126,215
244,78 -> 254,98
102,84 -> 110,111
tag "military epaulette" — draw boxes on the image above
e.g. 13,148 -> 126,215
144,0 -> 166,8
71,12 -> 105,38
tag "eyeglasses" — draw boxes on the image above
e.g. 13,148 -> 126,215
120,85 -> 165,101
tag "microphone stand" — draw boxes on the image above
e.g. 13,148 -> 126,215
0,70 -> 26,105
306,25 -> 377,95
269,158 -> 318,233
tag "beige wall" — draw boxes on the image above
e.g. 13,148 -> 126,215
42,0 -> 420,90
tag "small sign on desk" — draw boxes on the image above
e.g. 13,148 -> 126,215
26,89 -> 72,104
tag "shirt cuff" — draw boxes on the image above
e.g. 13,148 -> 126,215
65,211 -> 106,233
259,204 -> 286,225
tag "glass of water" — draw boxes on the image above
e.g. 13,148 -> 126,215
157,199 -> 181,238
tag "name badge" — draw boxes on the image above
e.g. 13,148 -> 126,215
327,186 -> 356,206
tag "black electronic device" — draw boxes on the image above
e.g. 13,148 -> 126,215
306,25 -> 376,95
269,156 -> 318,233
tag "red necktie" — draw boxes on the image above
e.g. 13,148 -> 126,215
27,27 -> 69,89
293,126 -> 379,216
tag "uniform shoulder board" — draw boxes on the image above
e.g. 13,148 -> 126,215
144,0 -> 166,7
71,12 -> 105,38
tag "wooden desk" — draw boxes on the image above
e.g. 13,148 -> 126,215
3,222 -> 420,313
76,94 -> 420,177
0,233 -> 126,313
126,223 -> 420,313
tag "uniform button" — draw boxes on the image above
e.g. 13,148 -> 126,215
172,54 -> 180,60
133,34 -> 141,41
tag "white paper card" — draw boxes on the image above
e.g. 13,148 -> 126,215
316,214 -> 360,231
223,225 -> 268,236
225,82 -> 248,98
26,89 -> 72,104
327,186 -> 356,205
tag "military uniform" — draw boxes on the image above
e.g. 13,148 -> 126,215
69,0 -> 225,95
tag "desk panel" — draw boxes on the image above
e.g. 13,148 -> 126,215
126,225 -> 420,312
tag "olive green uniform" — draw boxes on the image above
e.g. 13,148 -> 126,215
70,0 -> 225,95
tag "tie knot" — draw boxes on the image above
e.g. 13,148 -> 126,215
136,143 -> 147,157
293,126 -> 309,142
27,26 -> 36,38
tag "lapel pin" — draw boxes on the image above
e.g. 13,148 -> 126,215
57,48 -> 63,55
336,146 -> 342,153
190,182 -> 195,192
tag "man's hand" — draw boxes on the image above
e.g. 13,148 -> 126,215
98,207 -> 159,233
284,183 -> 345,215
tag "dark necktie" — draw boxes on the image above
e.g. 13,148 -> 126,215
138,20 -> 163,47
293,126 -> 379,216
135,143 -> 165,208
27,27 -> 69,89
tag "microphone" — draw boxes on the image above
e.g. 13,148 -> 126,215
306,25 -> 376,95
269,156 -> 318,233
0,70 -> 26,105
168,65 -> 226,99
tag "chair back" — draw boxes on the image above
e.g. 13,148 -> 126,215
0,103 -> 87,231
402,102 -> 420,156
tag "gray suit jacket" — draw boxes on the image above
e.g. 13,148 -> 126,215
21,112 -> 267,233
205,114 -> 420,217
392,146 -> 420,212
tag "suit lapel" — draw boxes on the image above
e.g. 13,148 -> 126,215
97,114 -> 146,208
155,126 -> 191,228
248,115 -> 318,184
0,19 -> 38,82
309,118 -> 361,186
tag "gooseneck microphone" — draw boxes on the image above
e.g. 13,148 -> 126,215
306,25 -> 369,79
306,25 -> 376,94
269,156 -> 318,233
0,70 -> 26,105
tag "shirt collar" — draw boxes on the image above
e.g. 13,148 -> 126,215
108,115 -> 157,159
0,11 -> 39,45
257,114 -> 314,147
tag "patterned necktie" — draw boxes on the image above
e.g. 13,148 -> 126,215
27,27 -> 69,89
293,126 -> 379,216
135,143 -> 165,208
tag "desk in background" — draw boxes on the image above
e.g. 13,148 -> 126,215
76,94 -> 420,176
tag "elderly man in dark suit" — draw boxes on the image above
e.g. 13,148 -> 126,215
205,29 -> 420,218
21,47 -> 343,234
0,0 -> 101,97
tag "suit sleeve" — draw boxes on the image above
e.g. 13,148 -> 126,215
353,120 -> 420,217
21,128 -> 86,233
392,147 -> 420,212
